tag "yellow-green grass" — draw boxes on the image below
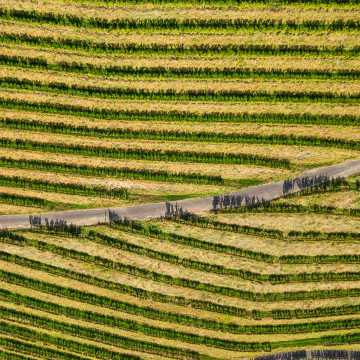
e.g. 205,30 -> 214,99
0,203 -> 41,215
0,185 -> 127,209
0,254 -> 244,325
1,279 -> 243,342
2,66 -> 360,96
0,142 -> 285,182
3,0 -> 360,23
94,225 -> 360,275
154,219 -> 360,257
3,214 -> 360,357
4,237 -> 360,313
0,162 -> 236,199
0,256 -> 277,329
31,0 -> 360,10
2,21 -> 360,50
2,108 -> 360,142
4,44 -> 360,73
0,343 -> 45,360
0,334 -> 101,360
0,253 -> 333,331
2,89 -> 359,119
0,0 -> 359,357
3,228 -> 360,357
0,146 -> 286,184
5,0 -> 360,11
0,152 -> 242,212
3,287 -> 360,358
0,319 -> 162,360
2,235 -> 360,316
1,300 -> 237,360
17,231 -> 299,294
0,166 -> 230,203
1,126 -> 358,170
15,230 -> 360,301
5,275 -> 360,330
210,212 -> 360,234
279,190 -> 360,209
10,295 -> 356,360
0,279 -> 282,343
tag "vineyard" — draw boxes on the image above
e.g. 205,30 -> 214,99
0,181 -> 360,359
0,0 -> 360,358
0,0 -> 358,214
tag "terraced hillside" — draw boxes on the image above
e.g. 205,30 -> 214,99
1,0 -> 360,359
0,0 -> 359,214
1,179 -> 360,359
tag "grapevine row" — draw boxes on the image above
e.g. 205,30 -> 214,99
0,174 -> 128,199
2,76 -> 359,103
2,117 -> 359,151
1,8 -> 359,31
83,0 -> 360,4
0,307 -> 207,360
0,298 -> 281,352
3,251 -> 360,324
6,287 -> 360,338
0,156 -> 224,185
0,349 -> 31,360
2,233 -> 360,302
216,202 -> 360,217
4,301 -> 360,354
0,233 -> 302,301
0,337 -> 92,360
0,250 -> 257,322
0,191 -> 73,210
88,229 -> 360,284
113,219 -> 360,265
0,96 -> 358,126
0,137 -> 291,168
2,53 -> 359,81
171,213 -> 360,241
1,32 -> 359,57
0,321 -> 141,360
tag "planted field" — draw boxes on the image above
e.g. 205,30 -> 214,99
0,0 -> 360,359
3,187 -> 360,359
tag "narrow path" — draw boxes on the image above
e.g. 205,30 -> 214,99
1,159 -> 359,230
